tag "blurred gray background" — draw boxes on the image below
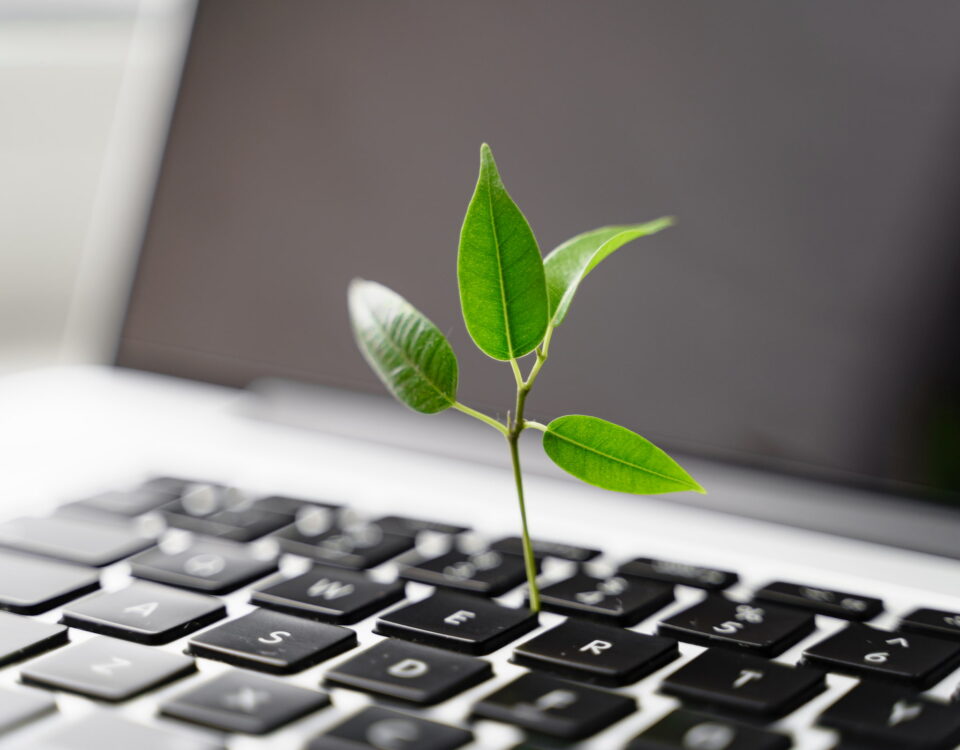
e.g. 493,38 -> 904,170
2,1 -> 958,497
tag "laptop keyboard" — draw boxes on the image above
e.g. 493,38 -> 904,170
0,477 -> 958,749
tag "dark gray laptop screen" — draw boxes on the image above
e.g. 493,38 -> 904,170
118,0 -> 960,500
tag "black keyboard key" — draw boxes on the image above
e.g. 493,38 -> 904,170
61,581 -> 225,644
659,596 -> 815,656
618,557 -> 738,590
255,494 -> 342,516
513,619 -> 679,686
307,706 -> 472,750
0,516 -> 153,567
537,572 -> 673,625
140,476 -> 204,495
661,648 -> 826,717
899,608 -> 960,643
401,549 -> 530,596
60,487 -> 176,518
754,581 -> 883,621
253,565 -> 404,624
274,522 -> 413,569
0,686 -> 56,735
626,708 -> 791,750
0,549 -> 99,614
130,539 -> 277,594
819,681 -> 960,749
472,672 -> 635,740
802,623 -> 960,688
21,636 -> 195,701
376,590 -> 538,655
326,638 -> 492,704
188,608 -> 356,673
0,611 -> 67,667
10,712 -> 223,750
161,486 -> 297,541
161,670 -> 330,734
490,536 -> 600,562
375,515 -> 470,536
164,506 -> 291,542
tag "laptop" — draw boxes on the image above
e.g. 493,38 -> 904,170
1,2 -> 959,748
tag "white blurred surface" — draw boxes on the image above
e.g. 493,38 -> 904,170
0,0 -> 193,372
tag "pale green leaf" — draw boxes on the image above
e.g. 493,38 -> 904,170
542,414 -> 705,494
348,279 -> 458,413
543,218 -> 674,326
458,143 -> 548,360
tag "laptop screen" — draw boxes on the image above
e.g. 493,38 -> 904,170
117,0 -> 960,502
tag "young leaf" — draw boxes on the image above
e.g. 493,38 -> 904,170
543,218 -> 674,326
348,279 -> 458,414
541,414 -> 705,494
458,144 -> 548,360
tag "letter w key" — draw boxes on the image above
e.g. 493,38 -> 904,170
308,578 -> 355,600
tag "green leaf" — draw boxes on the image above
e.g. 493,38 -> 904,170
542,414 -> 705,494
458,144 -> 548,360
348,279 -> 458,414
543,218 -> 674,326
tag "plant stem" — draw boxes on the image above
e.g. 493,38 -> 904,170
507,422 -> 539,612
508,346 -> 545,613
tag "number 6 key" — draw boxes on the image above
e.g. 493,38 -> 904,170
802,623 -> 960,688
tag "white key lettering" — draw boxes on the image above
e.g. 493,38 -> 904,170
888,699 -> 923,727
307,578 -> 355,600
579,639 -> 613,656
886,637 -> 909,648
90,656 -> 132,675
223,687 -> 272,712
865,651 -> 889,663
682,721 -> 736,750
366,718 -> 419,749
575,590 -> 605,605
257,630 -> 291,645
443,561 -> 476,581
534,689 -> 578,711
734,605 -> 764,623
443,609 -> 476,626
712,621 -> 744,635
123,601 -> 159,618
732,669 -> 763,688
387,658 -> 429,678
184,553 -> 226,577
